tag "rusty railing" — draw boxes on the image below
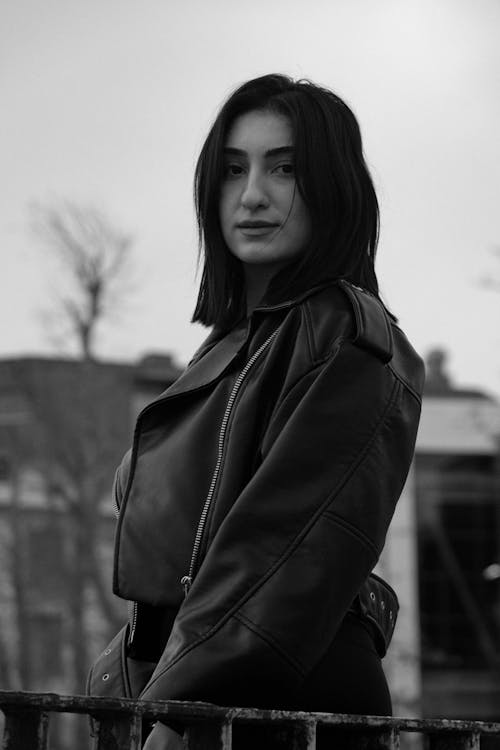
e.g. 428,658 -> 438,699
1,691 -> 500,749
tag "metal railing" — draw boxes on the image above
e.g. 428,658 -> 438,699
1,691 -> 500,749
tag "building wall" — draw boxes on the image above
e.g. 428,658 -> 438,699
0,356 -> 181,699
378,465 -> 422,718
384,390 -> 500,721
0,467 -> 121,695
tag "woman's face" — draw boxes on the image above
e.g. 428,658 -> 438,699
219,109 -> 311,270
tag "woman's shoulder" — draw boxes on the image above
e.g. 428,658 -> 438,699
293,280 -> 424,394
293,279 -> 390,361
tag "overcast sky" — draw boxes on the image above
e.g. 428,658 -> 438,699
2,0 -> 500,396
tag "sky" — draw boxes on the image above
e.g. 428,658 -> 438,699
2,0 -> 500,397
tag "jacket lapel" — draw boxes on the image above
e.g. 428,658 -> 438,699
151,321 -> 249,403
145,281 -> 345,408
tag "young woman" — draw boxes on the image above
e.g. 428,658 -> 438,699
89,74 -> 424,750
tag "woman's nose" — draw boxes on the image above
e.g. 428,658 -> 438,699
240,171 -> 270,210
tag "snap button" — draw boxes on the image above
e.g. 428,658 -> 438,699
370,591 -> 376,602
104,648 -> 111,655
381,600 -> 386,610
389,611 -> 393,620
102,673 -> 110,681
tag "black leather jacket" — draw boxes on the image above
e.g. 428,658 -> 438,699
112,279 -> 424,707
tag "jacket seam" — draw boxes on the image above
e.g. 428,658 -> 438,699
322,509 -> 379,559
265,341 -> 344,431
232,611 -> 305,676
388,364 -> 422,405
141,376 -> 399,689
303,300 -> 317,363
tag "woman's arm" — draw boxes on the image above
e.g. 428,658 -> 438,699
143,723 -> 183,750
137,335 -> 424,708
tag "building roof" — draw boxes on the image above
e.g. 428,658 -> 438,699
423,348 -> 495,402
0,355 -> 182,498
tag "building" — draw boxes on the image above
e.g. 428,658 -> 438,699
0,349 -> 499,724
382,349 -> 500,722
0,354 -> 181,697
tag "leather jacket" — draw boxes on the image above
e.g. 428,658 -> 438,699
112,278 -> 424,708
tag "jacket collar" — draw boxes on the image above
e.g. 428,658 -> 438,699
253,278 -> 339,314
140,279 -> 343,413
147,320 -> 249,407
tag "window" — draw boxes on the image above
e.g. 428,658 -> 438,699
26,518 -> 67,601
28,611 -> 64,680
0,455 -> 11,481
416,454 -> 500,669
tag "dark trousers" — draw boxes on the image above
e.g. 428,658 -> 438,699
232,612 -> 392,749
295,611 -> 392,715
142,610 -> 392,748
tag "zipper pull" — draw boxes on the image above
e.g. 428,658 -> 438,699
181,575 -> 192,597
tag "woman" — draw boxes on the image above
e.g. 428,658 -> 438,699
89,74 -> 424,749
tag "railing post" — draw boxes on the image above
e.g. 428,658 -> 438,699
289,720 -> 316,750
362,728 -> 400,750
229,719 -> 316,750
185,719 -> 232,750
2,710 -> 49,750
426,732 -> 480,750
92,712 -> 142,750
319,726 -> 400,749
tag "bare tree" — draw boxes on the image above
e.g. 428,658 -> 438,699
31,200 -> 134,359
7,201 -> 139,698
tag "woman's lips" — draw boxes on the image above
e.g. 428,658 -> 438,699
237,224 -> 279,237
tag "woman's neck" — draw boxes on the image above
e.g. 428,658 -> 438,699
243,262 -> 287,316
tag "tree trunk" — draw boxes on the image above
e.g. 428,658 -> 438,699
68,508 -> 92,750
86,542 -> 124,634
68,509 -> 90,693
10,471 -> 31,689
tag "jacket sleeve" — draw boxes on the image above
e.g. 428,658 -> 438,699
139,337 -> 424,708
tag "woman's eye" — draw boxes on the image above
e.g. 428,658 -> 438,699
274,163 -> 294,176
224,163 -> 244,178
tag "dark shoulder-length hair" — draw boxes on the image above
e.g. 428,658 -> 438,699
192,73 -> 381,329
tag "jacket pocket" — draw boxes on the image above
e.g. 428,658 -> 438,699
87,623 -> 156,700
86,624 -> 157,741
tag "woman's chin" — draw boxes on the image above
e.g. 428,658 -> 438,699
230,246 -> 296,267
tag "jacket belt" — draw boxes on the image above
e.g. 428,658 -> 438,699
349,573 -> 399,657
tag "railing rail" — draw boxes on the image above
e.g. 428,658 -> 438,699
1,690 -> 500,749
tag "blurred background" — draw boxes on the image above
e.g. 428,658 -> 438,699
1,0 -> 499,747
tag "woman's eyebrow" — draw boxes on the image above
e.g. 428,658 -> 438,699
265,146 -> 293,158
223,146 -> 294,158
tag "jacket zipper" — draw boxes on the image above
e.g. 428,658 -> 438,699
128,601 -> 138,647
115,474 -> 140,647
112,475 -> 120,519
114,477 -> 138,646
180,325 -> 281,598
